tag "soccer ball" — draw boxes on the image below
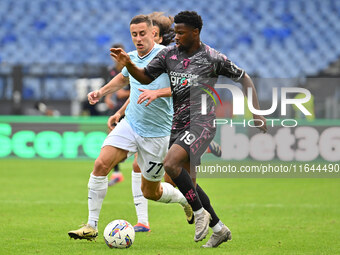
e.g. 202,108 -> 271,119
103,220 -> 135,249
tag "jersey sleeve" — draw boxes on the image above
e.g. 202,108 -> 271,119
215,52 -> 245,82
121,66 -> 129,77
144,48 -> 169,81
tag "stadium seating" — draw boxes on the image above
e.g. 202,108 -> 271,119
0,0 -> 339,100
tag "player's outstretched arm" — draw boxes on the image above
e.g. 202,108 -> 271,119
239,73 -> 267,133
101,73 -> 129,96
110,48 -> 153,85
137,87 -> 172,106
88,73 -> 129,105
107,97 -> 130,131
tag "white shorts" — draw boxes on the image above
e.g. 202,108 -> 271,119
102,118 -> 169,182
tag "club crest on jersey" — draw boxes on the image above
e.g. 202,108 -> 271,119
183,59 -> 191,69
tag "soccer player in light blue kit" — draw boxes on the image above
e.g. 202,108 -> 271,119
68,14 -> 193,240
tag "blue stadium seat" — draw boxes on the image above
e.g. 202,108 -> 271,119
0,0 -> 339,79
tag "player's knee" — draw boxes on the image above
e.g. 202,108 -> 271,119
163,156 -> 174,171
94,158 -> 111,176
163,158 -> 181,179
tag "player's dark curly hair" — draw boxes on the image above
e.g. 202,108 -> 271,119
174,11 -> 203,32
149,12 -> 175,46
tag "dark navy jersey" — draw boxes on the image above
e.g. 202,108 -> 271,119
144,43 -> 244,131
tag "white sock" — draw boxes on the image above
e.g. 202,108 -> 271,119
132,171 -> 149,226
87,173 -> 108,229
157,182 -> 187,206
193,207 -> 204,216
211,220 -> 224,233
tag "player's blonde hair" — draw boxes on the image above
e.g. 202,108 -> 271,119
148,12 -> 175,46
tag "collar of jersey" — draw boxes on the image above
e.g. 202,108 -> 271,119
137,44 -> 157,60
181,42 -> 205,58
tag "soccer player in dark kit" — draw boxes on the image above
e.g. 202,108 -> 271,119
111,11 -> 267,248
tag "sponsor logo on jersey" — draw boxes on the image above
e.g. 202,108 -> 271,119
195,58 -> 209,64
169,71 -> 222,105
169,71 -> 199,86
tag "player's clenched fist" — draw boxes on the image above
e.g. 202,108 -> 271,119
88,90 -> 101,105
110,48 -> 131,66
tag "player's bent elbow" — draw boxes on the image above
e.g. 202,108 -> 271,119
242,72 -> 253,83
239,72 -> 249,82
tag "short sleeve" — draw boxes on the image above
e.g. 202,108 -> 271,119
121,67 -> 129,77
215,52 -> 245,82
144,48 -> 169,81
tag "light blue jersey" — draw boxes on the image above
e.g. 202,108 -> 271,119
121,44 -> 173,137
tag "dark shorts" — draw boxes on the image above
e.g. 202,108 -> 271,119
169,124 -> 216,166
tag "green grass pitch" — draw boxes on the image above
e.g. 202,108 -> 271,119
0,159 -> 339,255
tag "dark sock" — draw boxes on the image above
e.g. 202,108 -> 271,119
196,184 -> 220,227
114,164 -> 119,172
172,168 -> 203,211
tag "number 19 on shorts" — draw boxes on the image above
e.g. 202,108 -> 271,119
180,131 -> 196,145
